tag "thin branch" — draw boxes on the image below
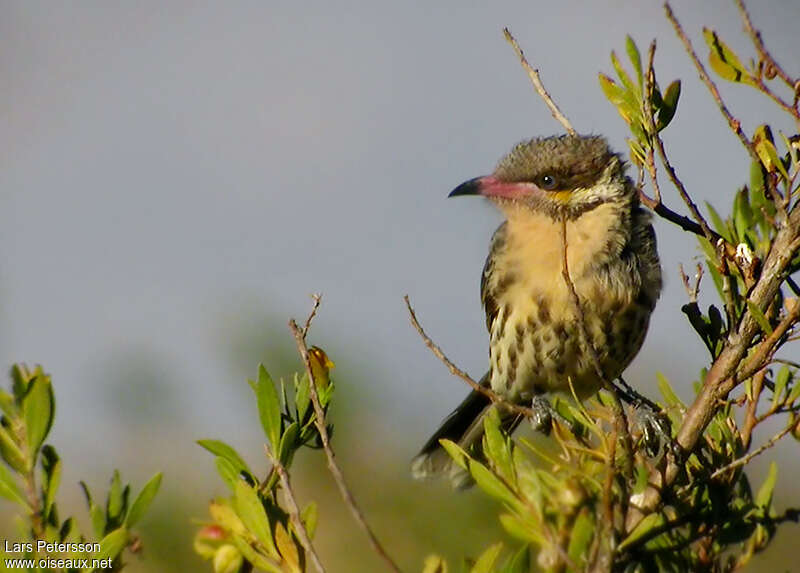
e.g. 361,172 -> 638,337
267,448 -> 327,573
503,27 -> 576,135
302,294 -> 322,337
710,422 -> 795,479
403,295 -> 535,419
558,218 -> 633,480
736,299 -> 800,381
289,301 -> 402,573
786,275 -> 800,297
665,3 -> 761,166
734,0 -> 797,91
644,38 -> 716,244
679,263 -> 703,302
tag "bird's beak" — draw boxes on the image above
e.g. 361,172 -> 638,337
448,177 -> 484,197
448,176 -> 534,199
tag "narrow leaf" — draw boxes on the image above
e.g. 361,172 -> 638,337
125,472 -> 162,527
301,502 -> 318,540
0,426 -> 27,473
625,36 -> 643,88
567,509 -> 594,566
703,28 -> 755,85
23,375 -> 54,464
40,445 -> 61,517
255,365 -> 282,449
746,300 -> 773,335
755,462 -> 778,509
197,439 -> 252,478
0,462 -> 29,509
233,480 -> 275,554
470,542 -> 503,573
96,526 -> 129,563
470,463 -> 517,506
483,408 -> 514,483
656,80 -> 681,131
274,522 -> 301,573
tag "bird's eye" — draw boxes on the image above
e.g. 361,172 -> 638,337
540,175 -> 557,190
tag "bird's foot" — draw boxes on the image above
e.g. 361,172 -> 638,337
530,395 -> 554,434
612,377 -> 676,460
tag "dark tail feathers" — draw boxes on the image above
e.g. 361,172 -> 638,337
411,378 -> 521,489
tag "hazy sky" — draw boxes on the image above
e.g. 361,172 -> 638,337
2,0 -> 799,487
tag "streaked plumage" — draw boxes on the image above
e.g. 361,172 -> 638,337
413,134 -> 661,487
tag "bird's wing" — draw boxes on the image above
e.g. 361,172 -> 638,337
481,222 -> 507,333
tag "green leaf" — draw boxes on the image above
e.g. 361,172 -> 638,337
23,375 -> 54,465
0,425 -> 27,473
567,509 -> 594,566
772,366 -> 791,410
755,462 -> 778,510
619,512 -> 666,551
705,201 -> 732,242
125,472 -> 162,527
625,36 -> 643,88
107,470 -> 124,522
294,372 -> 311,422
0,462 -> 29,509
498,513 -> 543,545
301,502 -> 318,540
470,542 -> 503,573
657,372 -> 684,409
255,365 -> 282,449
501,545 -> 530,573
598,73 -> 641,131
656,80 -> 681,131
470,462 -> 517,506
703,28 -> 755,85
197,439 -> 252,478
40,445 -> 61,517
786,370 -> 800,405
231,533 -> 284,573
215,457 -> 240,491
0,389 -> 16,418
439,439 -> 469,471
611,50 -> 637,97
95,527 -> 129,564
754,135 -> 791,182
746,300 -> 773,335
233,480 -> 275,554
278,422 -> 299,466
483,408 -> 514,484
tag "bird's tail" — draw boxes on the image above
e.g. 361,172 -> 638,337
411,373 -> 522,489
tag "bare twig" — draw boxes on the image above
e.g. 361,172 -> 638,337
302,294 -> 322,337
403,295 -> 535,419
267,448 -> 327,573
710,421 -> 795,479
643,39 -> 716,244
289,301 -> 401,573
735,0 -> 794,88
665,3 -> 761,166
503,27 -> 576,135
558,218 -> 633,480
679,263 -> 703,302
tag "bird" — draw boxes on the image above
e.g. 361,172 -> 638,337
412,134 -> 662,488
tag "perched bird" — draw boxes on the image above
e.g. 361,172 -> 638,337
412,134 -> 662,488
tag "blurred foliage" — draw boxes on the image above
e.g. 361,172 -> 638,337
0,364 -> 161,572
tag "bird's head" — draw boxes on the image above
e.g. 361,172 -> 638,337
449,135 -> 632,219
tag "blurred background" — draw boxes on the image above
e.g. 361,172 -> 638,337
1,1 -> 798,570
